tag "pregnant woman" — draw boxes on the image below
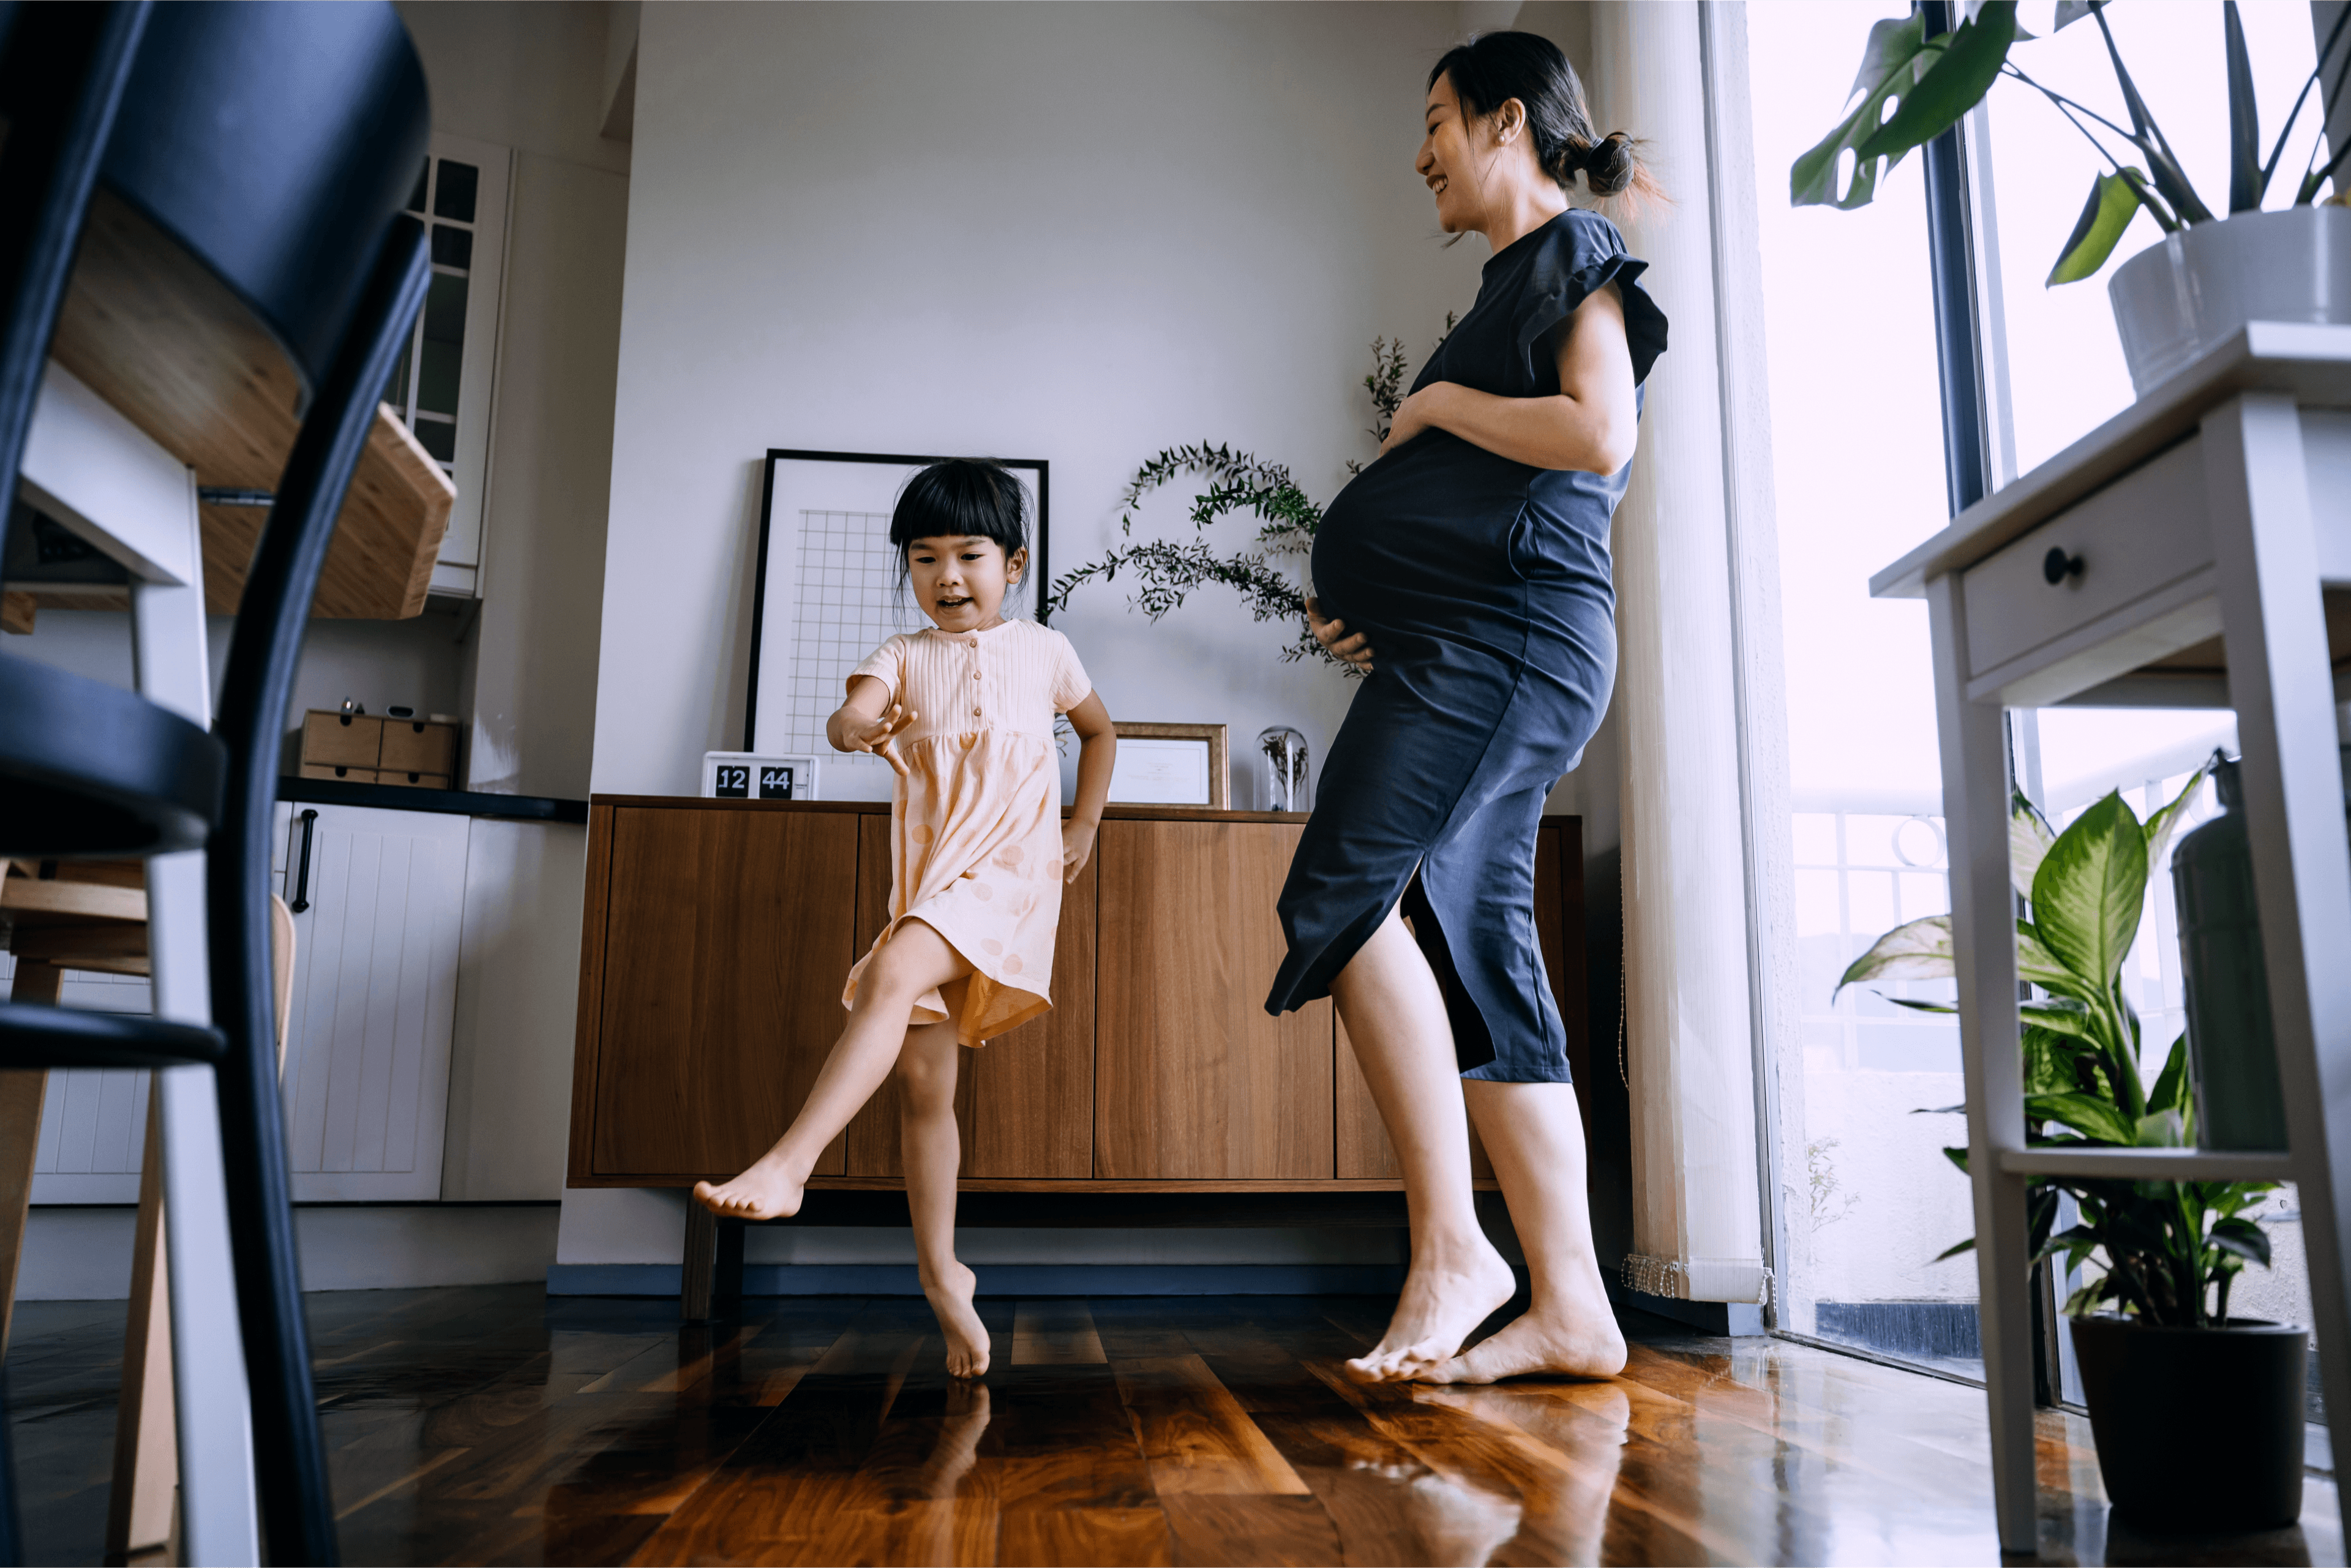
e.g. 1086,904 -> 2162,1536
1267,31 -> 1667,1383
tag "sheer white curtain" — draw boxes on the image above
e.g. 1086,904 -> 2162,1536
1589,0 -> 1768,1305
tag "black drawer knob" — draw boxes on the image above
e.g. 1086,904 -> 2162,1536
2043,547 -> 2084,585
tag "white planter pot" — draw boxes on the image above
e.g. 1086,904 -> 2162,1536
2107,205 -> 2351,396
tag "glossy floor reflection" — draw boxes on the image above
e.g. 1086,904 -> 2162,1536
4,1288 -> 2341,1564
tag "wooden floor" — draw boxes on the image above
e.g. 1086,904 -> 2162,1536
5,1286 -> 2343,1566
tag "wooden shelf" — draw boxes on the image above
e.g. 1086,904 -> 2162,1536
31,189 -> 452,621
2000,1146 -> 2295,1182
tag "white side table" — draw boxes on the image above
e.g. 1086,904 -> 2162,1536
1872,322 -> 2351,1550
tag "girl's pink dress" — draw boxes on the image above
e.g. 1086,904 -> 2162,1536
843,620 -> 1092,1045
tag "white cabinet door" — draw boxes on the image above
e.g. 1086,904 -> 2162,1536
279,805 -> 470,1200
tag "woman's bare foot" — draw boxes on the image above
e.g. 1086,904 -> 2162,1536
923,1260 -> 991,1378
1346,1239 -> 1516,1383
1417,1302 -> 1628,1383
692,1146 -> 806,1222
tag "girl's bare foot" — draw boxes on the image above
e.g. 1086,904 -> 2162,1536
1345,1239 -> 1515,1383
923,1259 -> 991,1377
914,1381 -> 992,1498
692,1146 -> 806,1221
1418,1302 -> 1628,1383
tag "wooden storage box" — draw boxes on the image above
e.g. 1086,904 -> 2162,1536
379,718 -> 457,775
300,711 -> 382,769
380,770 -> 451,790
299,763 -> 378,784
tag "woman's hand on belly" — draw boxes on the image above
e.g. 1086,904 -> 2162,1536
1308,597 -> 1376,672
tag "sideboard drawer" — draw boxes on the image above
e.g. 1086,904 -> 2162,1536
1962,435 -> 2213,681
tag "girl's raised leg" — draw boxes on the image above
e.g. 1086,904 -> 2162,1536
1332,905 -> 1515,1382
896,1009 -> 989,1376
696,920 -> 968,1221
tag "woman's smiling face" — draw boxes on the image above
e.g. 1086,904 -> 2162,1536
1417,73 -> 1485,233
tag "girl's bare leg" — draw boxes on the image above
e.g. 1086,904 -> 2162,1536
1332,906 -> 1516,1382
1424,1081 -> 1625,1382
897,1011 -> 989,1376
695,920 -> 967,1221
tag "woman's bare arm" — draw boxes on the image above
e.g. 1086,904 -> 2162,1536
1381,283 -> 1638,473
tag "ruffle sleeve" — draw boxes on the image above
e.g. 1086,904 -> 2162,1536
1509,209 -> 1670,393
1046,629 -> 1093,713
847,634 -> 907,703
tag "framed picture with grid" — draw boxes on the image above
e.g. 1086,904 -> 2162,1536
744,449 -> 1050,800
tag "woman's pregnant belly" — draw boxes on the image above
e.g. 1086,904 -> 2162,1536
1312,431 -> 1538,665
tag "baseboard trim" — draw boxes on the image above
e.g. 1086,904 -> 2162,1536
1603,1276 -> 1767,1337
545,1262 -> 1412,1297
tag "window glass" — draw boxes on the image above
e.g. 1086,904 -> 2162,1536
1982,2 -> 2325,473
380,151 -> 481,481
1747,0 -> 1976,1373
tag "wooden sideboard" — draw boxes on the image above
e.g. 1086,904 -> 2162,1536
568,798 -> 1586,1191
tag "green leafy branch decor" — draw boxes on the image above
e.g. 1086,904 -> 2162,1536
1796,0 -> 2351,283
1836,759 -> 2279,1327
1046,323 -> 1452,672
1046,442 -> 1337,669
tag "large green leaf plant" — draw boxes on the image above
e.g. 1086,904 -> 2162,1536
1835,759 -> 2279,1327
1796,1 -> 2351,285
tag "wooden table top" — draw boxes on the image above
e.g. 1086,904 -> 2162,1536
22,189 -> 454,624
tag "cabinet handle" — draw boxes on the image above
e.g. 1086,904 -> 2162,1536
2043,547 -> 2084,585
290,809 -> 318,913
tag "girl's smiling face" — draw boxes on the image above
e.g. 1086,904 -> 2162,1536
907,535 -> 1027,634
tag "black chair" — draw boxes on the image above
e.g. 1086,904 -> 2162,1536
0,3 -> 429,1562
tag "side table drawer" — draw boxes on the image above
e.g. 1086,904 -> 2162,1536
1962,435 -> 2212,680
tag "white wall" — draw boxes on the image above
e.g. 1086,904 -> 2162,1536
15,1206 -> 559,1299
396,0 -> 630,800
590,1 -> 1494,809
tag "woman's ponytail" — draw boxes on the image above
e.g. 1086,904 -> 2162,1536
1430,32 -> 1667,216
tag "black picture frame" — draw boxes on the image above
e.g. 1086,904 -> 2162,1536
744,449 -> 1051,758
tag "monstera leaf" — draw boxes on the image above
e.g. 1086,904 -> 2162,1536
1791,3 -> 2020,211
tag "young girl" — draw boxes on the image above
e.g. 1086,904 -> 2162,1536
696,459 -> 1116,1378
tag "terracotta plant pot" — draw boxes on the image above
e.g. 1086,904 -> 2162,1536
2068,1314 -> 2306,1529
2107,206 -> 2351,396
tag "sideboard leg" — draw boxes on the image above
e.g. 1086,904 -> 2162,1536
681,1197 -> 717,1321
715,1218 -> 746,1315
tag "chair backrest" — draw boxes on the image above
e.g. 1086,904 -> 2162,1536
99,1 -> 427,396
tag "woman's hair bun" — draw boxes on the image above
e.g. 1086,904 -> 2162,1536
1581,131 -> 1637,197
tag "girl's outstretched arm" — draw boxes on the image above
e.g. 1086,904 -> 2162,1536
1062,692 -> 1116,883
829,674 -> 917,777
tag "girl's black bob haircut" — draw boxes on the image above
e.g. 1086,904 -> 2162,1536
890,459 -> 1028,565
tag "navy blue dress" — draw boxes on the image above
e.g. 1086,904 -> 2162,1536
1265,208 -> 1668,1082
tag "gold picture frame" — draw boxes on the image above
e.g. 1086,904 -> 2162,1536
1108,721 -> 1229,809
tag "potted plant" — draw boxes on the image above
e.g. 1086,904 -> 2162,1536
1795,0 -> 2351,394
1838,762 -> 2308,1529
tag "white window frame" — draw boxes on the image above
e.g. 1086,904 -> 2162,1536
383,132 -> 511,599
